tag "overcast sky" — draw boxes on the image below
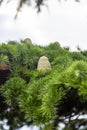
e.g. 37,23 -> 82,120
0,0 -> 87,51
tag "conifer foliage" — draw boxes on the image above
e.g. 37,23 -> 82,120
0,41 -> 87,130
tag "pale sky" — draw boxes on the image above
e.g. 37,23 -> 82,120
0,0 -> 87,51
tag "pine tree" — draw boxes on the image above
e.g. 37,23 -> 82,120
0,41 -> 87,130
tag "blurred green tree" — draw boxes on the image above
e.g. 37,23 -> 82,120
0,41 -> 87,130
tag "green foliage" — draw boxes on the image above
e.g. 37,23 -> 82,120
52,54 -> 72,72
0,54 -> 9,66
19,78 -> 47,124
0,77 -> 26,106
1,41 -> 87,130
71,52 -> 87,61
40,80 -> 65,121
62,61 -> 87,87
43,42 -> 65,62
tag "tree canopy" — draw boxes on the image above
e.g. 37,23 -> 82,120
0,40 -> 87,130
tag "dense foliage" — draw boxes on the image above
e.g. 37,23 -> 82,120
0,40 -> 87,130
